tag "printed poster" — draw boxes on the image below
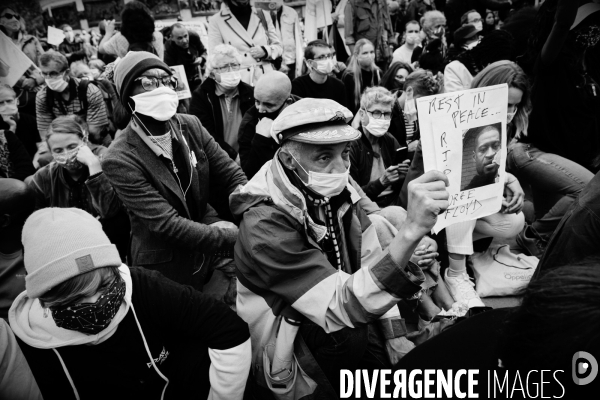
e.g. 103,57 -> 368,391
169,65 -> 191,100
417,84 -> 509,234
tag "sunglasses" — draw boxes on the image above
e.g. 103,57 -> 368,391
2,13 -> 20,20
134,75 -> 178,91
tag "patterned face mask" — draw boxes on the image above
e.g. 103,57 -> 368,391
52,145 -> 83,170
50,278 -> 126,335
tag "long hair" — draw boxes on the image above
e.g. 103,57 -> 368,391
342,39 -> 380,110
380,61 -> 414,92
471,61 -> 531,139
497,260 -> 600,371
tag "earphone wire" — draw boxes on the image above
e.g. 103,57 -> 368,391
132,111 -> 192,199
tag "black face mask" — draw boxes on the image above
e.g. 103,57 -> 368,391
258,100 -> 287,121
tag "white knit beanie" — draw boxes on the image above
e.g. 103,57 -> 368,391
22,208 -> 122,299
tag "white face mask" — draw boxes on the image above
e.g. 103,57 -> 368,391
310,59 -> 334,75
465,39 -> 479,50
507,108 -> 518,124
403,91 -> 418,124
291,153 -> 349,198
131,86 -> 179,121
473,21 -> 483,31
218,70 -> 241,89
364,112 -> 390,137
406,33 -> 420,45
45,73 -> 69,92
0,102 -> 18,117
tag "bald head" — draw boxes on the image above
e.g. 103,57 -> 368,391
254,71 -> 292,114
0,178 -> 34,233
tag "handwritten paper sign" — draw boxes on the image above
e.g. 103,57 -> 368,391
417,84 -> 509,233
169,65 -> 191,100
47,26 -> 66,46
0,31 -> 35,87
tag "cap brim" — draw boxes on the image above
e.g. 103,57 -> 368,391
285,121 -> 361,145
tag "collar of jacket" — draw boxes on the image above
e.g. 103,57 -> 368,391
131,118 -> 178,159
240,150 -> 362,242
219,3 -> 262,47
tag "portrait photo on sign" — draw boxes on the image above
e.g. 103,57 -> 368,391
460,122 -> 502,191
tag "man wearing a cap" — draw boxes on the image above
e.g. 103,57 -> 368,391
230,98 -> 449,397
103,51 -> 247,299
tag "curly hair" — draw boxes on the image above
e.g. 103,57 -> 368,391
120,1 -> 155,46
404,69 -> 440,96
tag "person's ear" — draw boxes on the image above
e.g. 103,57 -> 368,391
0,214 -> 11,229
278,150 -> 296,171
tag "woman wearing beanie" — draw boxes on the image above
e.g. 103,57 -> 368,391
9,208 -> 251,400
27,115 -> 129,259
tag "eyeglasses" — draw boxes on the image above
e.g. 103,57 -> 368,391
134,75 -> 178,91
1,13 -> 20,20
214,63 -> 241,73
41,70 -> 67,79
366,110 -> 392,120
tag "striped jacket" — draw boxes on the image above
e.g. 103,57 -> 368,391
230,152 -> 424,398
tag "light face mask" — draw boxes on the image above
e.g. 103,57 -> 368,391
290,153 -> 349,198
473,21 -> 483,31
0,102 -> 18,117
310,59 -> 334,75
218,71 -> 241,89
406,33 -> 420,45
403,90 -> 418,124
507,108 -> 518,124
131,86 -> 179,122
53,144 -> 84,170
364,112 -> 390,137
45,73 -> 69,92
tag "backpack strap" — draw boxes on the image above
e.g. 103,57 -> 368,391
256,9 -> 271,46
45,87 -> 56,119
77,79 -> 91,115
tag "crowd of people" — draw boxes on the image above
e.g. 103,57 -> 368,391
1,0 -> 599,398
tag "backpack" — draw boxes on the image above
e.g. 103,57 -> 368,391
45,79 -> 115,122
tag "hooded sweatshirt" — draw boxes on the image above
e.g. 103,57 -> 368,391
10,266 -> 251,400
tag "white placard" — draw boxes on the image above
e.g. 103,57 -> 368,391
0,31 -> 35,87
169,65 -> 191,100
47,26 -> 66,46
417,84 -> 509,234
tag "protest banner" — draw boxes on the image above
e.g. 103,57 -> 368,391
417,84 -> 509,234
169,65 -> 192,100
47,26 -> 66,46
0,31 -> 35,87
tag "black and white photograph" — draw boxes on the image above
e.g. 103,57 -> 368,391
460,122 -> 502,191
0,0 -> 599,399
